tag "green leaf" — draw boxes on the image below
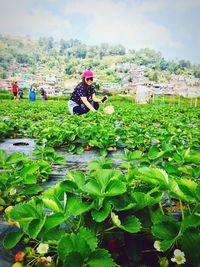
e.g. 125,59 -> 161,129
160,238 -> 175,251
0,197 -> 6,205
181,215 -> 200,233
83,180 -> 101,196
196,184 -> 200,201
58,234 -> 74,260
185,150 -> 200,164
150,209 -> 166,224
148,146 -> 165,160
66,195 -> 93,216
75,146 -> 85,154
173,153 -> 183,163
66,171 -> 86,190
64,252 -> 84,267
6,153 -> 25,164
163,162 -> 178,174
23,174 -> 37,184
178,184 -> 197,203
42,196 -> 64,213
0,150 -> 6,166
54,180 -> 77,194
23,184 -> 42,195
42,228 -> 66,242
97,169 -> 121,190
84,169 -> 125,197
58,234 -> 91,260
116,149 -> 142,161
180,228 -> 200,265
28,216 -> 46,238
20,164 -> 39,177
78,227 -> 98,251
121,215 -> 141,233
105,179 -> 126,196
87,249 -> 115,267
88,157 -> 114,171
3,231 -> 24,249
138,167 -> 169,189
91,201 -> 111,222
8,203 -> 40,222
45,213 -> 68,230
131,191 -> 161,210
152,221 -> 179,240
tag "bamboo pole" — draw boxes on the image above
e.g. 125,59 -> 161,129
190,98 -> 193,107
194,97 -> 197,107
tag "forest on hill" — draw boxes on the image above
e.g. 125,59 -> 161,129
0,34 -> 200,82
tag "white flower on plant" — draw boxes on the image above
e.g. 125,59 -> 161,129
41,256 -> 52,262
115,136 -> 120,141
171,249 -> 186,265
153,240 -> 161,251
36,243 -> 49,254
10,188 -> 17,195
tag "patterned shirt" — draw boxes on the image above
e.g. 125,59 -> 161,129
71,83 -> 95,105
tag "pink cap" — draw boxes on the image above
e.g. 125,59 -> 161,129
82,70 -> 93,78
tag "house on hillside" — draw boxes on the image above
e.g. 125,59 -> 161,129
0,79 -> 12,91
102,82 -> 121,90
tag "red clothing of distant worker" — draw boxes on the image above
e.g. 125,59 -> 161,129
12,83 -> 18,93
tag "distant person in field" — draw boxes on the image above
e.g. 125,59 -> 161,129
44,92 -> 48,101
18,88 -> 24,99
68,70 -> 106,115
41,88 -> 45,101
29,85 -> 36,101
12,81 -> 18,100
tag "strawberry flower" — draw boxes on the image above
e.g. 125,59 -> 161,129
171,249 -> 186,265
36,243 -> 49,254
153,240 -> 162,251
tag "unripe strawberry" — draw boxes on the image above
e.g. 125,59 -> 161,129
11,262 -> 24,267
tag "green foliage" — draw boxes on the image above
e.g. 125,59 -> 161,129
0,98 -> 199,267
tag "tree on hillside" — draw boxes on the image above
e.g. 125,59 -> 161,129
109,45 -> 126,56
178,59 -> 191,70
194,66 -> 200,78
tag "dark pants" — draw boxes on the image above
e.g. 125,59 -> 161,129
73,101 -> 99,115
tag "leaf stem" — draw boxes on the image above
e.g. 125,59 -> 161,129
159,201 -> 165,215
179,199 -> 184,220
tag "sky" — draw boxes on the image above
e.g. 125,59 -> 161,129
0,0 -> 200,64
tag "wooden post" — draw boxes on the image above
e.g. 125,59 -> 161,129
195,97 -> 197,107
190,98 -> 193,107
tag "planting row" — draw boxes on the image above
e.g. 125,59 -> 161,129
1,150 -> 200,266
0,100 -> 199,156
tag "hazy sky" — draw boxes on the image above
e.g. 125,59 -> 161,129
0,0 -> 200,63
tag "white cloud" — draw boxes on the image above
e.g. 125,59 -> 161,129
64,0 -> 181,50
0,0 -> 199,62
138,0 -> 200,12
0,0 -> 71,39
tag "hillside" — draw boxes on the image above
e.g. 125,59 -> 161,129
1,34 -> 200,84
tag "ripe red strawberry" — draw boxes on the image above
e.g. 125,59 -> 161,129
85,145 -> 91,151
14,251 -> 25,262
